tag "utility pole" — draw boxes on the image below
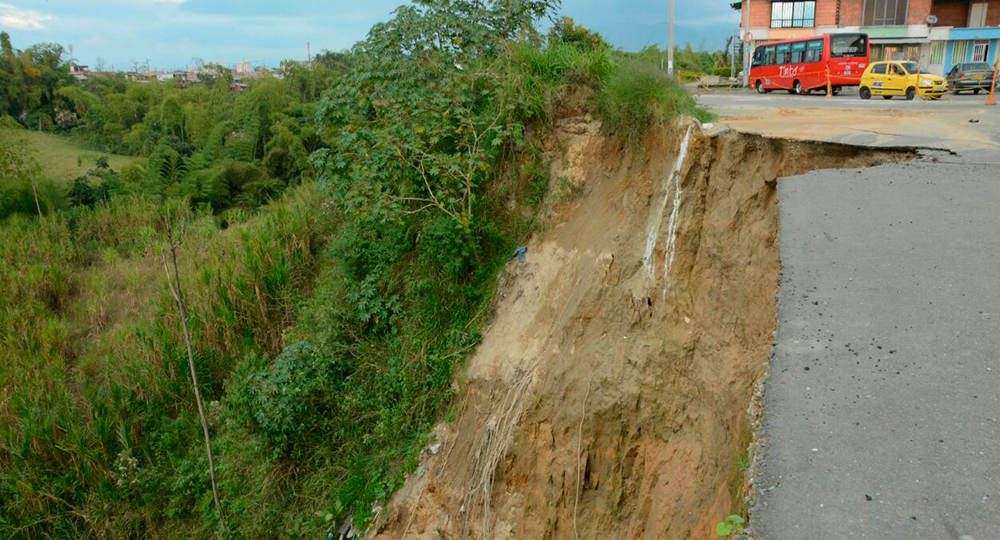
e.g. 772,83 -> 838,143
742,0 -> 751,87
730,35 -> 736,79
667,0 -> 675,76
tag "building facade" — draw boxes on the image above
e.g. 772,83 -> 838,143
737,0 -> 1000,75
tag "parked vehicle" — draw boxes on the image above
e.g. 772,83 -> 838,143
859,61 -> 948,100
946,62 -> 995,95
750,33 -> 869,95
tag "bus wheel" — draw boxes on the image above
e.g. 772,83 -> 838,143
859,86 -> 872,100
794,80 -> 803,95
756,80 -> 767,94
905,87 -> 916,100
974,89 -> 981,95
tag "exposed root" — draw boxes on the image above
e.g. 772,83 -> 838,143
574,378 -> 592,540
461,364 -> 537,539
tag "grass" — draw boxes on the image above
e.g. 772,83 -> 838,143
598,60 -> 714,146
725,415 -> 755,522
0,185 -> 329,539
506,42 -> 713,147
21,130 -> 139,182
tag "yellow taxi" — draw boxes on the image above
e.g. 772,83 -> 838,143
859,61 -> 948,100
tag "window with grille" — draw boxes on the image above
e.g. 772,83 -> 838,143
863,0 -> 908,26
952,40 -> 969,64
870,44 -> 885,62
929,42 -> 945,65
770,1 -> 816,28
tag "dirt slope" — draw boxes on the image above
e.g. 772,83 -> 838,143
372,115 -> 901,540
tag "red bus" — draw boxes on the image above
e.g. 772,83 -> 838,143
750,33 -> 869,95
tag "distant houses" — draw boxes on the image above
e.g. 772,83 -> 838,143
67,61 -> 283,90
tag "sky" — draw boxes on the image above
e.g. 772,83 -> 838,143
0,0 -> 741,71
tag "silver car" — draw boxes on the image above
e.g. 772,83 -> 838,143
945,62 -> 995,95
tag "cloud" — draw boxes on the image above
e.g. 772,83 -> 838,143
0,3 -> 52,30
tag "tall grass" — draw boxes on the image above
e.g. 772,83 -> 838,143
507,40 -> 616,88
598,60 -> 712,146
0,184 -> 328,538
505,42 -> 712,146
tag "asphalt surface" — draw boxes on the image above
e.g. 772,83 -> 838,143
696,91 -> 1000,154
697,88 -> 996,110
697,93 -> 1000,539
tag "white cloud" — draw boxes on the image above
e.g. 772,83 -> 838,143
0,3 -> 52,30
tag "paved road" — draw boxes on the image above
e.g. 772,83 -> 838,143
696,89 -> 996,111
696,91 -> 1000,154
697,94 -> 1000,539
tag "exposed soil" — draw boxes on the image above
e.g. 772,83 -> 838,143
371,114 -> 908,540
723,107 -> 999,151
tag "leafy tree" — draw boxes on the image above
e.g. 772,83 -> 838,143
198,63 -> 233,86
0,128 -> 45,217
316,0 -> 556,231
68,175 -> 96,207
548,16 -> 608,49
313,49 -> 352,73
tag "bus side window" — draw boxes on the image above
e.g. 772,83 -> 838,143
805,40 -> 823,63
764,45 -> 776,66
791,42 -> 805,64
776,44 -> 790,65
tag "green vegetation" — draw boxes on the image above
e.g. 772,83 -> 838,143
599,60 -> 712,146
0,2 -> 713,539
717,514 -> 746,537
21,130 -> 138,182
635,40 -> 739,80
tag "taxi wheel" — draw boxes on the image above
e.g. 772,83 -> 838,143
905,87 -> 916,101
859,86 -> 872,100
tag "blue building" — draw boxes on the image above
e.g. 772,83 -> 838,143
943,28 -> 1000,74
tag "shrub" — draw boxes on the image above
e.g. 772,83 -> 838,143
548,16 -> 608,50
598,60 -> 709,145
244,342 -> 342,455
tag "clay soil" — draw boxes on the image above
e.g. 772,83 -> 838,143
372,114 -> 906,540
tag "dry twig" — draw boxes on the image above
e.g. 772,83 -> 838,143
163,214 -> 227,532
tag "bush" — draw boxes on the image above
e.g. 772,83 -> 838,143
548,16 -> 608,50
507,40 -> 615,89
244,342 -> 342,455
598,60 -> 709,145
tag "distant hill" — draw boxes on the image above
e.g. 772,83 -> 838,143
595,21 -> 736,52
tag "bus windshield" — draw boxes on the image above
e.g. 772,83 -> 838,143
830,34 -> 867,57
